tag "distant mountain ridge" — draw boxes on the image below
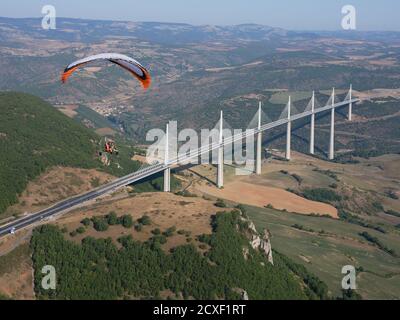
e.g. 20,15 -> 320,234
0,16 -> 289,44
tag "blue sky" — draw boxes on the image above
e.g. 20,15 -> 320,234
0,0 -> 399,31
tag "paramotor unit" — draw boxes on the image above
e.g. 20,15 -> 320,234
97,137 -> 120,167
99,137 -> 118,156
61,53 -> 151,90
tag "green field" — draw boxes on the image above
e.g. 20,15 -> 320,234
269,91 -> 312,105
244,205 -> 400,299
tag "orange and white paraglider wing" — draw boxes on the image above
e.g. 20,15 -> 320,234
108,58 -> 151,89
61,53 -> 151,89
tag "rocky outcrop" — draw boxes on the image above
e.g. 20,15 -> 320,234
240,215 -> 273,265
233,288 -> 249,300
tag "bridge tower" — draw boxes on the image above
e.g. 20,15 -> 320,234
256,101 -> 262,175
285,96 -> 291,160
164,123 -> 171,192
217,110 -> 224,188
329,88 -> 335,160
348,84 -> 353,121
309,91 -> 315,155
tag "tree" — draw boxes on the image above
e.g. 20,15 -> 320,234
92,217 -> 109,232
163,226 -> 176,237
81,218 -> 91,227
76,227 -> 86,234
106,212 -> 118,225
215,199 -> 227,208
121,215 -> 133,228
138,215 -> 151,225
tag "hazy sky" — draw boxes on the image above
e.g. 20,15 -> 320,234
0,0 -> 399,31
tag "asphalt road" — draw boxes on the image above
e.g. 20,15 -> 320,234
0,163 -> 165,238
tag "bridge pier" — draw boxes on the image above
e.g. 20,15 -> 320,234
348,84 -> 352,121
309,91 -> 315,155
256,102 -> 262,175
217,111 -> 224,188
164,123 -> 171,192
286,96 -> 291,160
329,88 -> 335,160
164,168 -> 171,192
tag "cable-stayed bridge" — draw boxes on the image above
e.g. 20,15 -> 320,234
0,85 -> 360,238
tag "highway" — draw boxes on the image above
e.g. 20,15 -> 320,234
0,97 -> 359,238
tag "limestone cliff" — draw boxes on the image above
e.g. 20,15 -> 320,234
240,215 -> 273,265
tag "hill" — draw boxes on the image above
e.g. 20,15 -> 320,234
0,92 -> 140,216
1,17 -> 400,158
0,92 -> 102,214
30,209 -> 324,300
188,152 -> 400,299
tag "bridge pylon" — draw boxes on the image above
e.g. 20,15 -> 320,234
348,84 -> 353,121
286,96 -> 291,160
256,101 -> 262,175
217,111 -> 224,188
310,91 -> 315,155
329,88 -> 335,160
164,123 -> 171,192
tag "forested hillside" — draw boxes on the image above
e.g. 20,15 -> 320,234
0,92 -> 102,214
31,210 -> 326,300
0,92 -> 142,216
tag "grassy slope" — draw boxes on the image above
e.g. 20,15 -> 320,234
245,205 -> 400,299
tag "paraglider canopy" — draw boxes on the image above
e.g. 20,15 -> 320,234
61,53 -> 151,89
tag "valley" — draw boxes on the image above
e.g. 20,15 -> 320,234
0,16 -> 399,301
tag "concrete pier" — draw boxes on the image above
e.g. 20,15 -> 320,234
256,101 -> 262,174
164,123 -> 171,192
217,111 -> 224,188
348,84 -> 353,121
329,88 -> 335,160
286,96 -> 291,160
310,91 -> 315,155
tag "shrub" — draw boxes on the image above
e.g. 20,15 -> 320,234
106,212 -> 118,225
215,199 -> 227,208
152,228 -> 161,235
81,218 -> 91,227
92,217 -> 109,232
150,234 -> 167,245
372,201 -> 384,212
291,173 -> 303,185
198,234 -> 212,245
385,190 -> 399,200
359,232 -> 396,256
76,227 -> 86,234
175,190 -> 198,197
385,210 -> 400,218
121,215 -> 133,228
163,226 -> 176,237
69,231 -> 77,237
138,215 -> 151,225
303,188 -> 341,203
